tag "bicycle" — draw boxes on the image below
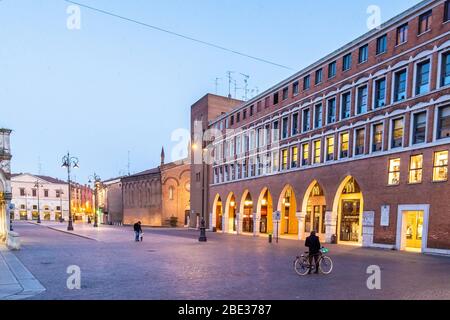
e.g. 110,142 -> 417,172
294,247 -> 333,276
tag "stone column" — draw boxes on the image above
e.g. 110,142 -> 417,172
222,214 -> 227,233
362,211 -> 375,247
253,212 -> 260,237
27,210 -> 32,221
296,212 -> 306,241
325,211 -> 338,243
208,212 -> 213,231
236,213 -> 243,235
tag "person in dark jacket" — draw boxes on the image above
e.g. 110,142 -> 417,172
133,221 -> 142,242
305,231 -> 321,274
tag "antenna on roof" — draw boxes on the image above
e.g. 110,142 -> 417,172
226,71 -> 234,98
214,78 -> 221,95
240,73 -> 250,101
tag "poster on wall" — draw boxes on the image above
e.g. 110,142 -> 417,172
381,205 -> 390,227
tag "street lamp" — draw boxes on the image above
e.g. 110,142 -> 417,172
198,146 -> 208,242
34,179 -> 44,224
58,189 -> 64,223
61,152 -> 79,231
88,173 -> 101,228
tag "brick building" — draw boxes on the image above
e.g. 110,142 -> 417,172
122,148 -> 190,227
192,0 -> 450,255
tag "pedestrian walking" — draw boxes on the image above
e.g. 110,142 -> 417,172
133,221 -> 142,242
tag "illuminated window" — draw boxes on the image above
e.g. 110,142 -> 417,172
272,152 -> 279,173
433,151 -> 448,182
391,118 -> 404,148
313,140 -> 321,164
326,136 -> 335,161
281,149 -> 289,170
372,123 -> 383,152
340,133 -> 349,158
388,158 -> 401,185
355,128 -> 365,155
302,143 -> 309,166
291,146 -> 298,168
409,155 -> 423,184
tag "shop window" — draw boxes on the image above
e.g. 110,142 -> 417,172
433,151 -> 448,182
388,158 -> 401,185
409,155 -> 423,184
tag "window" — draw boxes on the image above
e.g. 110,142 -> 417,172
314,104 -> 323,128
291,146 -> 298,168
236,113 -> 240,123
303,75 -> 311,90
326,136 -> 335,161
437,105 -> 450,139
257,128 -> 264,148
412,111 -> 427,144
236,136 -> 242,155
357,85 -> 368,114
282,117 -> 289,139
56,206 -> 61,212
44,189 -> 49,197
264,97 -> 270,109
230,115 -> 234,126
376,35 -> 387,55
315,69 -> 323,85
433,151 -> 448,182
293,81 -> 299,95
272,121 -> 279,142
396,23 -> 408,45
409,155 -> 423,184
372,123 -> 384,152
445,0 -> 450,22
313,140 -> 321,164
257,101 -> 262,113
416,60 -> 430,95
273,93 -> 279,105
374,78 -> 386,108
441,52 -> 450,87
303,109 -> 311,132
20,188 -> 25,196
359,44 -> 368,63
388,158 -> 401,185
391,118 -> 404,148
271,152 -> 279,173
302,143 -> 309,166
281,149 -> 289,170
328,61 -> 336,78
355,128 -> 365,156
393,69 -> 407,102
32,189 -> 37,197
292,113 -> 299,135
169,187 -> 174,200
340,133 -> 349,158
243,109 -> 247,120
418,10 -> 432,34
341,92 -> 351,119
343,53 -> 352,71
282,87 -> 289,100
327,98 -> 336,124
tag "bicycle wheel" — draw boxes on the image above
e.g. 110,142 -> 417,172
319,256 -> 333,275
294,257 -> 310,276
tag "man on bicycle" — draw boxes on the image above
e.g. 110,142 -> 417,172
305,230 -> 321,274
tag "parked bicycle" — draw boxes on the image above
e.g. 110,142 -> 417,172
294,247 -> 333,276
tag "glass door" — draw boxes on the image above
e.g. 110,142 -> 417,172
405,211 -> 424,250
339,200 -> 361,243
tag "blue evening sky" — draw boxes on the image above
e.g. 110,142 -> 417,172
0,0 -> 421,183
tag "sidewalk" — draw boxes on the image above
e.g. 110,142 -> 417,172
0,246 -> 45,300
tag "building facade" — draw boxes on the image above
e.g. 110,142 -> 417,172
98,177 -> 123,225
197,0 -> 450,255
11,174 -> 69,222
121,148 -> 191,227
0,129 -> 12,244
70,182 -> 94,222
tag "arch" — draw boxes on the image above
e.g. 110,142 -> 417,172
239,190 -> 254,233
211,194 -> 223,231
224,192 -> 237,233
332,176 -> 364,245
277,185 -> 298,236
178,169 -> 190,180
256,187 -> 273,235
163,176 -> 180,186
301,180 -> 327,239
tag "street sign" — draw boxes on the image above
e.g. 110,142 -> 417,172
273,211 -> 281,222
9,203 -> 15,210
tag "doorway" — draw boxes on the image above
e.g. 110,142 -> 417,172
396,205 -> 429,253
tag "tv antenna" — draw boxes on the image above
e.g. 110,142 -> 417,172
226,71 -> 235,98
240,73 -> 250,101
214,78 -> 221,95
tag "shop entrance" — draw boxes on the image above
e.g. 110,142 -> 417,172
242,193 -> 253,233
336,177 -> 363,245
404,211 -> 424,251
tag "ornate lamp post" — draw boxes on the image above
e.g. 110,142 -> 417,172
88,173 -> 101,228
34,179 -> 44,224
61,152 -> 79,231
192,143 -> 208,242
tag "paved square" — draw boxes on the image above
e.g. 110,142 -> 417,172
8,222 -> 450,300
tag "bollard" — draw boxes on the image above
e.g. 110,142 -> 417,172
268,233 -> 272,243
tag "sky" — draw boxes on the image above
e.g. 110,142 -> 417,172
0,0 -> 422,184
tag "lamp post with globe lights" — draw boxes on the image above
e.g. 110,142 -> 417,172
88,173 -> 101,228
61,152 -> 79,231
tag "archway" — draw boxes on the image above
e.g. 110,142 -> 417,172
277,185 -> 298,236
225,193 -> 237,233
302,181 -> 327,239
257,188 -> 273,234
240,191 -> 254,233
333,176 -> 364,244
212,194 -> 223,231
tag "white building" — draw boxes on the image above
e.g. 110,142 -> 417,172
11,173 -> 69,222
0,129 -> 12,244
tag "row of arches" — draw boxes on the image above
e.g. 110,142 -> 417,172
212,176 -> 364,244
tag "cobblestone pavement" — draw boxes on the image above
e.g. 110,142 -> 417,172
10,221 -> 450,300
